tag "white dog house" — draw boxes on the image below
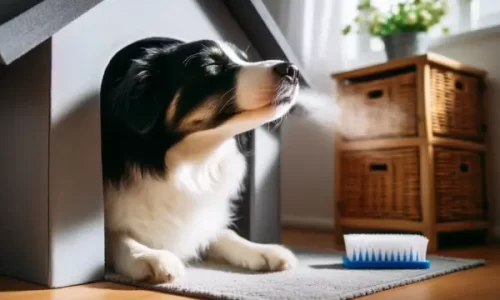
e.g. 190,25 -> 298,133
0,0 -> 309,288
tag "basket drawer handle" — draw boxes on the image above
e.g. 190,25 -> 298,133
459,163 -> 469,173
367,89 -> 384,99
455,80 -> 464,91
481,124 -> 487,133
369,163 -> 388,172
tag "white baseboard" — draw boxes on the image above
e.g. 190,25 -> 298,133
281,215 -> 334,230
282,218 -> 500,239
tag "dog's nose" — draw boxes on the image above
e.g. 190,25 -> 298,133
273,62 -> 299,80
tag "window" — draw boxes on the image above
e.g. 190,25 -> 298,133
342,0 -> 500,68
474,0 -> 500,29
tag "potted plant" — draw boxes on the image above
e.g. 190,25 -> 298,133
342,0 -> 451,59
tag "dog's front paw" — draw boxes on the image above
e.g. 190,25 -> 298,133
142,250 -> 186,283
245,245 -> 297,272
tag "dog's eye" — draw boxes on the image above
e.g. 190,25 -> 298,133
203,59 -> 228,75
204,59 -> 227,67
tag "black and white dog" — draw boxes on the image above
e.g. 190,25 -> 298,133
100,37 -> 299,283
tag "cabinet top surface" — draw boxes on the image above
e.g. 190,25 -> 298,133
331,52 -> 487,81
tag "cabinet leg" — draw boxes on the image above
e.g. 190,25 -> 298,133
334,223 -> 344,250
424,229 -> 438,253
486,227 -> 496,245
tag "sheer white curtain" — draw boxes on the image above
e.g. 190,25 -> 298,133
264,0 -> 488,87
264,0 -> 353,94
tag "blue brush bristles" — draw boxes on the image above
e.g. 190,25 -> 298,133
342,234 -> 431,270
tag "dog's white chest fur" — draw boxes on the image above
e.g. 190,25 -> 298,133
105,138 -> 247,261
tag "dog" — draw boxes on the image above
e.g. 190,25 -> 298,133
100,37 -> 299,283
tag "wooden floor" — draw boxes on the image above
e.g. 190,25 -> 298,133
1,228 -> 499,300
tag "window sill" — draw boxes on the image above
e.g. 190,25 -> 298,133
430,24 -> 500,48
343,24 -> 500,72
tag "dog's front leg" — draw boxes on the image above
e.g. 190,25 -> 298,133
107,232 -> 185,283
207,229 -> 297,271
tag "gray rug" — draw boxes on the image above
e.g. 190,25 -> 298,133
105,248 -> 485,300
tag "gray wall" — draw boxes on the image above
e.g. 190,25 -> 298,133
0,0 -> 281,287
0,0 -> 41,24
0,40 -> 51,285
0,0 -> 102,65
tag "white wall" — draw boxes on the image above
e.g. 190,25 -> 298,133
430,27 -> 500,238
280,114 -> 335,229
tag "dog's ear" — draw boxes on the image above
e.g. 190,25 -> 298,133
111,62 -> 160,134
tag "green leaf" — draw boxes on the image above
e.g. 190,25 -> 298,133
342,25 -> 352,35
357,0 -> 371,10
347,0 -> 450,37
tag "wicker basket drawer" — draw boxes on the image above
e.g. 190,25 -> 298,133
340,147 -> 421,220
338,72 -> 418,140
434,147 -> 486,222
430,67 -> 485,141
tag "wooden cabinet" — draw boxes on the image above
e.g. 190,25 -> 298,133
332,53 -> 490,251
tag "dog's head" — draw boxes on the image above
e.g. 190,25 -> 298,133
102,38 -> 299,140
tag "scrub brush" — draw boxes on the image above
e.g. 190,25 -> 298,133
342,234 -> 431,269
